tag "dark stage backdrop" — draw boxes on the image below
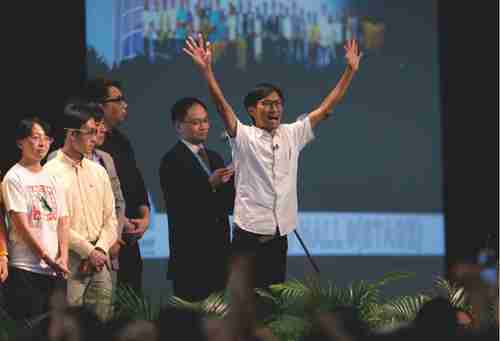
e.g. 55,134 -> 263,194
4,1 -> 497,299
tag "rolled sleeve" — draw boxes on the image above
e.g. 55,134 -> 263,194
2,178 -> 28,214
230,119 -> 251,152
290,115 -> 315,151
69,230 -> 96,258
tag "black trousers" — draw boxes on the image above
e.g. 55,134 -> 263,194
171,246 -> 230,302
4,267 -> 66,325
231,225 -> 288,290
172,271 -> 227,302
117,242 -> 143,294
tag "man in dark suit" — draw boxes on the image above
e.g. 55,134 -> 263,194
159,97 -> 235,301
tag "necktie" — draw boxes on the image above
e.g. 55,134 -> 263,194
198,147 -> 211,171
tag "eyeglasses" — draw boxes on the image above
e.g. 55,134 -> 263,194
102,96 -> 127,104
96,120 -> 108,131
259,100 -> 283,109
28,135 -> 54,144
183,118 -> 210,126
64,128 -> 99,136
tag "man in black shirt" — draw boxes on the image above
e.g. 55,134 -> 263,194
84,79 -> 150,293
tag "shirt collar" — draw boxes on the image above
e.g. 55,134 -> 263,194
58,149 -> 85,169
254,125 -> 282,139
181,139 -> 205,155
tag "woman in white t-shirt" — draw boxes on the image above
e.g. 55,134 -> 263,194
1,117 -> 69,324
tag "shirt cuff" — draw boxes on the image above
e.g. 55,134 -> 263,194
73,241 -> 96,259
305,116 -> 316,140
95,239 -> 112,255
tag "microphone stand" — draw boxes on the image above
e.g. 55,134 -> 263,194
294,229 -> 320,275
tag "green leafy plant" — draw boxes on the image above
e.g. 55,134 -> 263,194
0,307 -> 19,341
112,285 -> 160,321
168,291 -> 230,319
376,294 -> 431,327
431,277 -> 472,313
159,273 -> 486,341
253,272 -> 413,339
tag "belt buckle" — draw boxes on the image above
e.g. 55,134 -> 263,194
258,235 -> 275,243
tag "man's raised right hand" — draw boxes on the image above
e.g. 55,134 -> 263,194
183,33 -> 213,71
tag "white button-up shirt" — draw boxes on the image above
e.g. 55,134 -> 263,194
230,117 -> 315,236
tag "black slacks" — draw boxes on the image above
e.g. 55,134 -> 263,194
117,242 -> 143,294
4,267 -> 66,325
231,225 -> 288,290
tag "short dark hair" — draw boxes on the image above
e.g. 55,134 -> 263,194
243,83 -> 284,124
63,98 -> 103,130
15,117 -> 51,141
83,78 -> 122,103
171,97 -> 208,123
243,83 -> 284,110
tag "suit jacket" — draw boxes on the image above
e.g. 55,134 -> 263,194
159,141 -> 234,281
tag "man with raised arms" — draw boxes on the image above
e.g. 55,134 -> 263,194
184,33 -> 362,289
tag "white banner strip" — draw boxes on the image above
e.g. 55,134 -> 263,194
139,212 -> 444,258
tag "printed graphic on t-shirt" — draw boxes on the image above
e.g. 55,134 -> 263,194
28,185 -> 58,223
